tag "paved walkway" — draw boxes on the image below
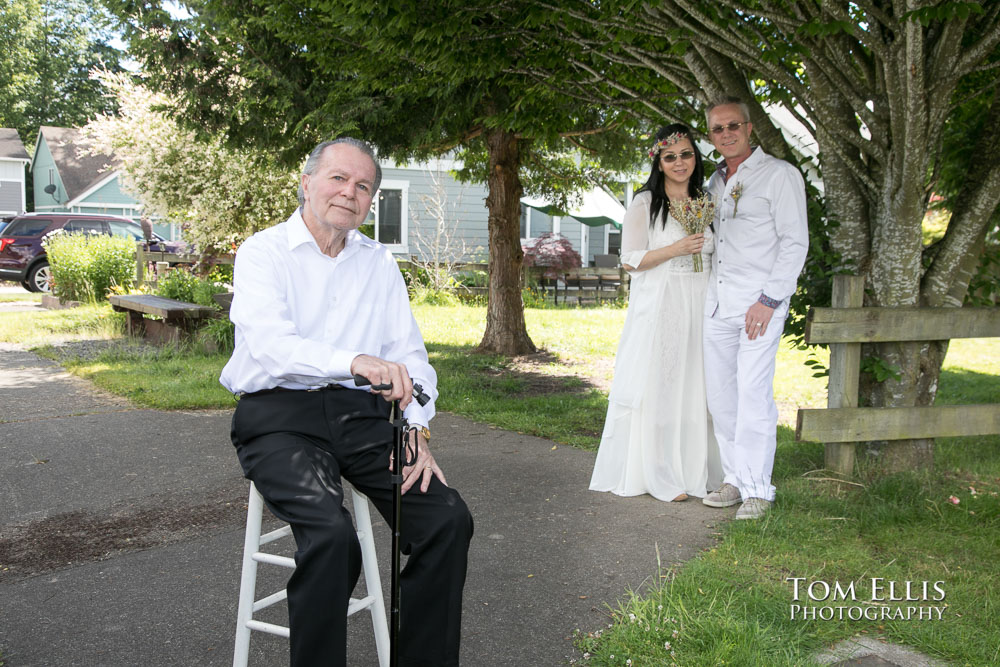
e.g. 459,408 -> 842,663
0,342 -> 726,666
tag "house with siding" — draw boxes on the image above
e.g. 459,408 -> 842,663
374,158 -> 623,267
0,129 -> 31,216
29,126 -> 178,240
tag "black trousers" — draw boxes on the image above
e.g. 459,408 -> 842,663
231,387 -> 473,667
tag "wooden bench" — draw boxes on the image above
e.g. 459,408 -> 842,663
109,294 -> 217,344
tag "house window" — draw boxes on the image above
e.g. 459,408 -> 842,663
378,189 -> 402,244
520,204 -> 528,238
607,230 -> 621,256
363,179 -> 408,250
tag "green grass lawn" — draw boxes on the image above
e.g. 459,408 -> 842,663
0,289 -> 40,303
4,301 -> 998,665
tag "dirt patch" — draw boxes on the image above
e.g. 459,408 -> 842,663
0,488 -> 251,582
493,350 -> 803,427
481,350 -> 606,397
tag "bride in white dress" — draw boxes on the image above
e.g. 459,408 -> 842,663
590,124 -> 723,502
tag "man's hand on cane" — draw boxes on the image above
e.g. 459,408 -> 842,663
397,430 -> 448,494
351,354 -> 414,409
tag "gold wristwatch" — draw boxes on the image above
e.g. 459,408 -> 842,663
418,426 -> 431,441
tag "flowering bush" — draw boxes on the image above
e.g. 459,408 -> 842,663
81,71 -> 299,253
522,233 -> 582,279
44,231 -> 135,302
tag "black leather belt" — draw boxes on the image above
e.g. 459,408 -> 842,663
239,384 -> 347,399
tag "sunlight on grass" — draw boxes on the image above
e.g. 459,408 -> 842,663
55,347 -> 233,410
0,303 -> 125,345
0,291 -> 41,303
944,337 -> 1000,375
3,299 -> 999,665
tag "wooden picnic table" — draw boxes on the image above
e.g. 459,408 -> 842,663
109,294 -> 217,344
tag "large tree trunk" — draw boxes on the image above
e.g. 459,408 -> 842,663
476,128 -> 537,356
857,163 -> 934,472
856,86 -> 1000,473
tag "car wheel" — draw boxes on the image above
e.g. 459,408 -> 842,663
26,261 -> 52,293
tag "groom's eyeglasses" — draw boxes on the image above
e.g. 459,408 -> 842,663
660,150 -> 696,163
709,121 -> 749,136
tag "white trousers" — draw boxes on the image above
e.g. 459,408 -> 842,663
703,310 -> 784,502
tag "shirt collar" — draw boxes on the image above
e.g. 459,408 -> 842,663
286,208 -> 314,251
286,207 -> 368,258
717,145 -> 764,179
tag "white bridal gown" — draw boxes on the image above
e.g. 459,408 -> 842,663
590,192 -> 723,501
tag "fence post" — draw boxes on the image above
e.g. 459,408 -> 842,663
825,275 -> 864,474
135,242 -> 146,287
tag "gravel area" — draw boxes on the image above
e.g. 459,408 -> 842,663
1,337 -> 158,362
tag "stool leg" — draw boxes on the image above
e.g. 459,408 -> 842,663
351,489 -> 390,667
233,483 -> 264,667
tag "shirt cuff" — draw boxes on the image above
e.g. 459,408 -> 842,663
620,249 -> 647,273
331,350 -> 365,382
758,293 -> 782,309
403,402 -> 429,431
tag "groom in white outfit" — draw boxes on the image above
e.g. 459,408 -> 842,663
701,97 -> 809,520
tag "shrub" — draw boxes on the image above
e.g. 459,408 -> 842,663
522,233 -> 582,279
45,231 -> 135,302
410,285 -> 462,306
196,316 -> 236,354
521,286 -> 549,309
156,267 -> 228,306
155,267 -> 199,302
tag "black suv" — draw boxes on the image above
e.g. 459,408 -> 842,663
0,213 -> 183,292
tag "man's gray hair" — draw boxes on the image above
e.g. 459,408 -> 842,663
297,137 -> 382,206
705,96 -> 752,125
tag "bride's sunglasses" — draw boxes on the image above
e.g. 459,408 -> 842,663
660,150 -> 696,163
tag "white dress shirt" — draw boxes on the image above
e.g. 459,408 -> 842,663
219,208 -> 436,428
705,147 -> 809,318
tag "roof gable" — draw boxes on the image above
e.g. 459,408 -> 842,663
0,129 -> 30,161
36,126 -> 120,202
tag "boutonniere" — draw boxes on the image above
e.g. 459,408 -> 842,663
731,182 -> 744,215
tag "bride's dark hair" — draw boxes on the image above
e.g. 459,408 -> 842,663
636,124 -> 705,228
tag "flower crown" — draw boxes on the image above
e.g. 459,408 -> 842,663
648,132 -> 686,157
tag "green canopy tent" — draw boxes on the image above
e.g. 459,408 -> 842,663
520,187 -> 625,230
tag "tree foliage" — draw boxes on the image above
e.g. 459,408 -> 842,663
0,0 -> 123,149
522,233 -> 584,279
104,0 -> 651,355
531,0 -> 1000,470
81,71 -> 298,252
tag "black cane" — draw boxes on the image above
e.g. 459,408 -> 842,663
353,374 -> 429,667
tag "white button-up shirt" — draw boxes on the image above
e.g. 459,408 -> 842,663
219,209 -> 436,428
706,147 -> 809,319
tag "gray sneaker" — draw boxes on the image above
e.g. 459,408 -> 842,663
702,483 -> 741,508
735,497 -> 771,520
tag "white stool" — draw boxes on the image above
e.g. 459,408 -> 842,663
232,482 -> 390,667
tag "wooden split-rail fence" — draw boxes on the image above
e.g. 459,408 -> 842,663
795,275 -> 1000,475
134,242 -> 234,286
